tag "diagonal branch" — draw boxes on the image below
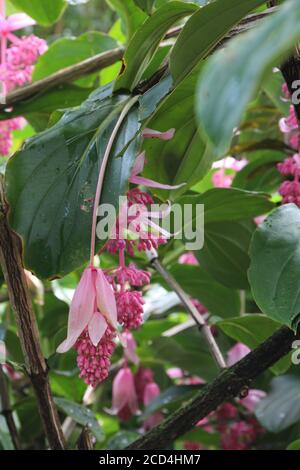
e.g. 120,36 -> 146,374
0,178 -> 66,450
127,325 -> 297,450
147,249 -> 226,369
0,8 -> 277,111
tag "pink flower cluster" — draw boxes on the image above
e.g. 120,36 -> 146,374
0,4 -> 47,156
276,85 -> 300,206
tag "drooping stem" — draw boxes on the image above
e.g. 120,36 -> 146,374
146,249 -> 227,369
0,366 -> 21,450
127,325 -> 297,450
89,95 -> 140,265
0,178 -> 66,450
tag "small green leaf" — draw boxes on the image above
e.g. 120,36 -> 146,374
218,315 -> 291,375
196,0 -> 300,156
171,0 -> 266,85
9,0 -> 67,26
54,397 -> 104,442
248,204 -> 300,331
106,0 -> 147,40
115,1 -> 198,91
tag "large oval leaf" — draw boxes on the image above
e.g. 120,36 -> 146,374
196,0 -> 300,157
115,1 -> 198,91
6,87 -> 140,279
248,204 -> 300,331
170,0 -> 266,85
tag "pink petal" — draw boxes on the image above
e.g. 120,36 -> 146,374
142,128 -> 175,141
88,312 -> 108,346
122,331 -> 139,365
129,174 -> 185,190
240,389 -> 266,413
143,382 -> 160,406
130,152 -> 146,177
7,13 -> 36,31
95,268 -> 118,330
227,343 -> 250,366
57,268 -> 96,353
112,367 -> 139,414
279,117 -> 292,133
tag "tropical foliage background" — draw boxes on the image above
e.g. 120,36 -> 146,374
1,0 -> 300,451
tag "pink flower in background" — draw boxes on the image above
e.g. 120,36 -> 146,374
142,128 -> 175,140
111,367 -> 139,421
134,367 -> 154,404
122,331 -> 139,365
178,252 -> 199,265
0,1 -> 47,156
227,343 -> 250,367
239,389 -> 266,413
142,382 -> 164,432
212,157 -> 247,188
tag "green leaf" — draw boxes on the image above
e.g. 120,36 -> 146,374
196,0 -> 300,157
142,384 -> 203,419
166,264 -> 241,317
217,315 -> 291,375
232,151 -> 284,193
180,427 -> 220,447
107,431 -> 140,450
248,204 -> 300,331
134,0 -> 155,15
115,1 -> 198,91
255,375 -> 300,433
50,372 -> 86,403
149,325 -> 220,380
197,220 -> 255,289
106,0 -> 147,40
54,397 -> 104,442
170,0 -> 266,85
287,439 -> 300,450
179,188 -> 274,225
142,68 -> 216,200
0,85 -> 94,128
33,32 -> 117,87
0,416 -> 14,450
6,88 -> 140,279
9,0 -> 67,26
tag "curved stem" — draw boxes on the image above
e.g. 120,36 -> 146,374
90,95 -> 140,265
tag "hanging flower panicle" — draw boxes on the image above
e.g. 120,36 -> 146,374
58,128 -> 183,387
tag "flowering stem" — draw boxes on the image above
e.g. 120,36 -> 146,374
147,249 -> 227,369
90,95 -> 140,265
127,325 -> 298,450
0,366 -> 21,449
0,178 -> 66,450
